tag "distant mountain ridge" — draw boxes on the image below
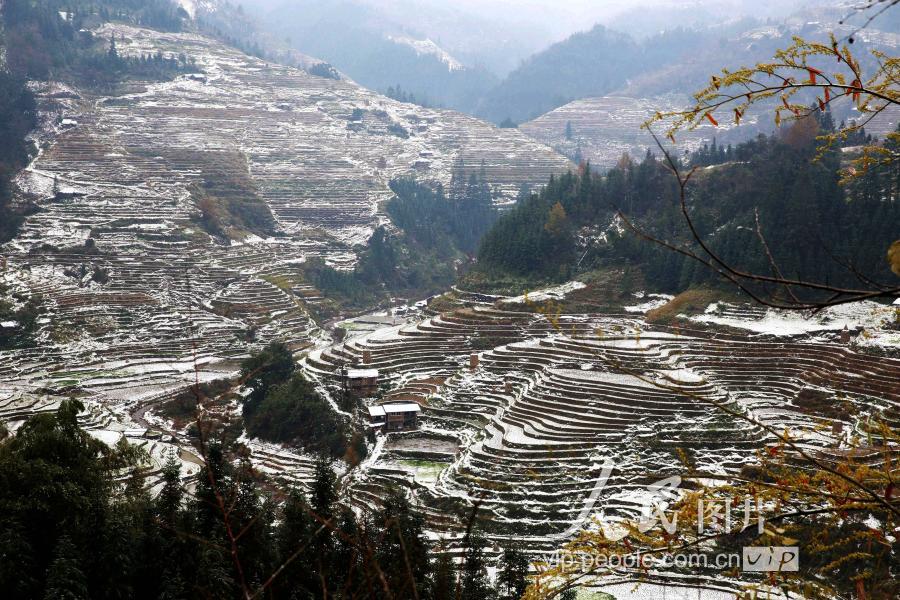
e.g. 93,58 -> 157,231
184,1 -> 899,129
474,24 -> 642,124
244,0 -> 503,113
476,15 -> 899,124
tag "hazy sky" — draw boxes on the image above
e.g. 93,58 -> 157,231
236,0 -> 645,74
238,0 -> 823,44
236,0 -> 835,75
240,0 -> 652,39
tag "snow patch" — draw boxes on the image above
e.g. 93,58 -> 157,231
689,300 -> 897,342
175,0 -> 218,19
625,292 -> 673,313
386,35 -> 465,72
504,281 -> 587,304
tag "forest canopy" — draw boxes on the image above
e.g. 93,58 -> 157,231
474,112 -> 899,302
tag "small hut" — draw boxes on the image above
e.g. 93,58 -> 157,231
347,368 -> 379,396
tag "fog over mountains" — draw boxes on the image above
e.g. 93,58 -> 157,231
228,0 -> 897,123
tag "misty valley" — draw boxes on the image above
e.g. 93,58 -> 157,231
0,1 -> 898,599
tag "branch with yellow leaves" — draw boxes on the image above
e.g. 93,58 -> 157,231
645,34 -> 900,183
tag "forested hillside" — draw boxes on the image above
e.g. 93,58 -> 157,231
473,113 -> 900,300
0,399 -> 532,600
3,0 -> 187,81
304,163 -> 498,315
475,15 -> 897,125
0,72 -> 35,242
475,21 -> 777,124
475,24 -> 655,124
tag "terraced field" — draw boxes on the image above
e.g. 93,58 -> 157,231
1,23 -> 897,596
0,23 -> 570,484
518,96 -> 748,169
519,94 -> 900,170
305,300 -> 900,574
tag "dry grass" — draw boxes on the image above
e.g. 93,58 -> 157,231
645,287 -> 720,324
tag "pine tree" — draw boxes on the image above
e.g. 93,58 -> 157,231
305,456 -> 338,595
375,489 -> 432,598
432,549 -> 455,600
239,341 -> 295,418
156,450 -> 182,527
359,226 -> 397,284
0,519 -> 36,598
231,463 -> 276,589
449,156 -> 467,205
275,488 -> 316,597
497,546 -> 530,600
460,529 -> 493,600
194,441 -> 229,537
544,202 -> 569,237
331,507 -> 363,593
311,454 -> 338,521
43,535 -> 88,600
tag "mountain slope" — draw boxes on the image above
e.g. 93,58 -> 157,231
474,22 -> 760,124
1,22 -> 570,414
477,13 -> 900,125
251,0 -> 499,112
16,23 -> 568,245
518,95 -> 728,169
504,14 -> 900,165
475,24 -> 642,124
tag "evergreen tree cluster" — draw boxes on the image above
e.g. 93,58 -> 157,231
308,62 -> 341,80
476,114 -> 900,299
0,400 -> 532,599
688,138 -> 732,167
1,0 -> 187,80
79,35 -> 197,88
239,342 -> 350,457
477,179 -> 581,280
385,83 -> 435,108
0,72 -> 37,243
305,163 -> 499,311
387,160 -> 496,254
303,225 -> 414,312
